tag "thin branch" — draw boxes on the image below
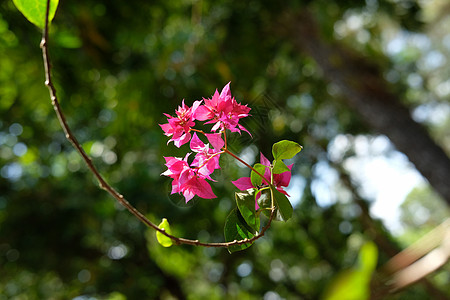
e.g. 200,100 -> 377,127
223,129 -> 227,150
195,150 -> 225,170
189,128 -> 207,135
224,148 -> 270,185
40,0 -> 274,249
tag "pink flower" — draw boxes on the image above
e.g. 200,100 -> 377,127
160,100 -> 202,147
204,133 -> 225,151
260,153 -> 293,192
190,133 -> 221,177
162,154 -> 216,202
232,153 -> 293,210
195,82 -> 251,135
181,175 -> 216,202
231,176 -> 254,191
161,155 -> 192,194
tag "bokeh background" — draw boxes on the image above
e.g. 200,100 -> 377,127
0,0 -> 449,299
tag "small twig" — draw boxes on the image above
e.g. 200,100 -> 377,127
224,148 -> 270,185
195,150 -> 225,170
189,128 -> 207,135
40,0 -> 274,249
223,130 -> 227,150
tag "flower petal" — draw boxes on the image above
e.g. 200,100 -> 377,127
205,133 -> 225,151
194,105 -> 211,121
183,176 -> 216,202
231,177 -> 253,190
190,132 -> 205,152
276,163 -> 293,187
220,82 -> 231,100
260,153 -> 271,167
174,132 -> 191,148
238,124 -> 252,137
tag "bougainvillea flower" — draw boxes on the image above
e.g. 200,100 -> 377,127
232,153 -> 293,209
205,133 -> 224,151
161,155 -> 192,194
195,82 -> 251,135
259,153 -> 293,192
162,154 -> 216,202
180,175 -> 216,202
231,176 -> 254,191
258,153 -> 293,194
190,133 -> 221,177
160,100 -> 202,147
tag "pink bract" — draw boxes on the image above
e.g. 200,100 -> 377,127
162,154 -> 216,203
231,153 -> 293,210
160,82 -> 255,202
181,175 -> 216,202
190,133 -> 221,178
159,100 -> 202,147
195,82 -> 251,135
260,153 -> 293,192
205,133 -> 225,151
231,176 -> 253,191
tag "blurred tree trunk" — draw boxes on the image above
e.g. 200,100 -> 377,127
280,10 -> 450,206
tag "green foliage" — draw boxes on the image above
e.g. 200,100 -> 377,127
358,241 -> 378,274
272,158 -> 290,174
106,292 -> 127,300
235,189 -> 260,232
271,186 -> 293,222
272,140 -> 302,160
12,0 -> 59,28
224,208 -> 255,253
323,241 -> 378,300
156,218 -> 173,247
250,163 -> 266,187
146,227 -> 197,278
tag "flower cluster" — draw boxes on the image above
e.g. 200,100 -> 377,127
160,82 -> 251,202
195,83 -> 251,135
159,100 -> 201,148
160,83 -> 302,251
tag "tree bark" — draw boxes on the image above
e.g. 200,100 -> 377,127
280,10 -> 450,205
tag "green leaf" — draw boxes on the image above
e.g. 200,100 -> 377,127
258,188 -> 289,222
272,140 -> 302,160
156,218 -> 173,247
13,0 -> 59,28
250,163 -> 267,187
224,208 -> 255,253
106,292 -> 127,300
358,241 -> 378,274
261,207 -> 285,222
271,187 -> 293,221
323,269 -> 369,300
235,189 -> 260,232
272,159 -> 290,174
323,241 -> 378,300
